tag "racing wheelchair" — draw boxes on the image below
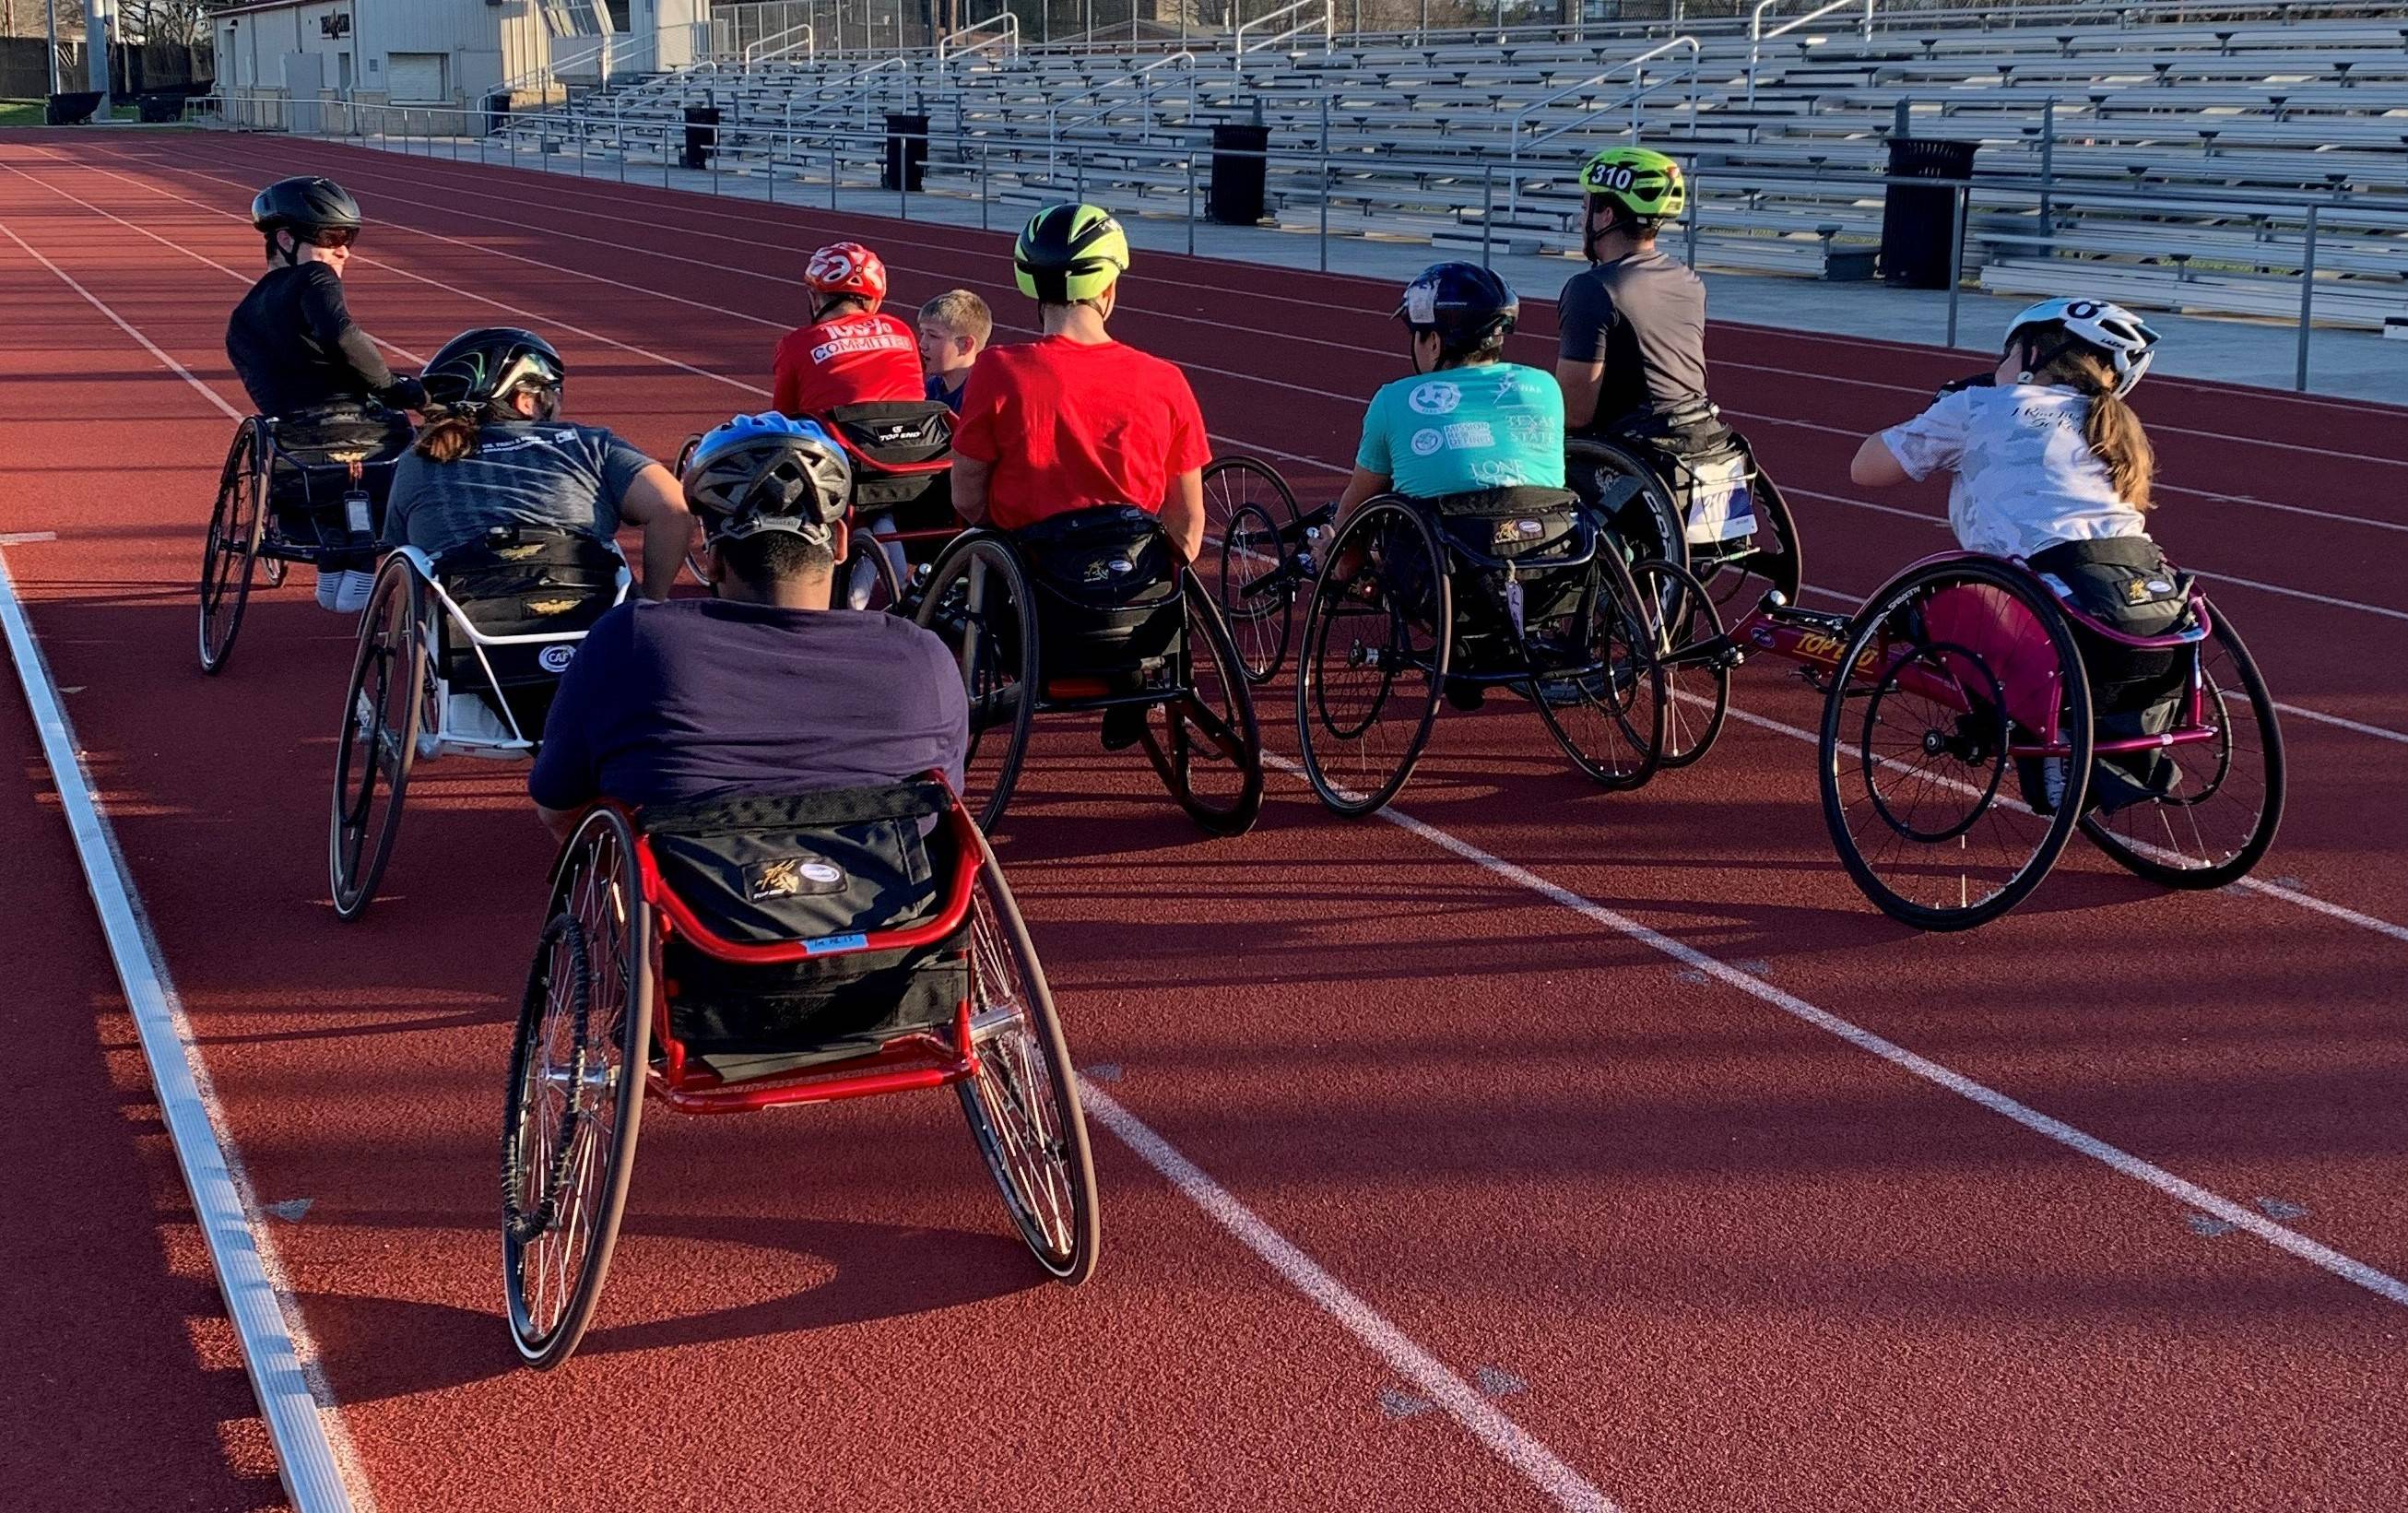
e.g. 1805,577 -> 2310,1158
911,505 -> 1264,836
330,526 -> 628,919
501,776 -> 1100,1368
1293,486 -> 1668,816
197,410 -> 412,673
1775,551 -> 2284,931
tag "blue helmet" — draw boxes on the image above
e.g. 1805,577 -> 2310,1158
1396,262 -> 1519,358
681,413 -> 854,543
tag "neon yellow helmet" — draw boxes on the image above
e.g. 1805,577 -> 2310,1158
1013,203 -> 1130,304
1577,147 -> 1686,225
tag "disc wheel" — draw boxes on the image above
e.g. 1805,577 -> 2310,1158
1566,436 -> 1685,576
915,533 -> 1038,833
2079,604 -> 2284,891
1628,557 -> 1729,769
502,807 -> 652,1369
958,828 -> 1099,1283
1294,499 -> 1447,817
1203,454 -> 1303,682
329,559 -> 427,920
1139,574 -> 1265,835
1529,547 -> 1667,789
198,421 -> 265,674
1818,560 -> 2094,932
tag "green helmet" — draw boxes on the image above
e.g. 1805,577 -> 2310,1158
1013,203 -> 1130,304
1577,147 -> 1686,225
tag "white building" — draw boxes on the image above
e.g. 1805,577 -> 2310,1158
214,0 -> 711,118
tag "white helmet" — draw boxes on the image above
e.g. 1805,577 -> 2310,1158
2005,298 -> 2162,398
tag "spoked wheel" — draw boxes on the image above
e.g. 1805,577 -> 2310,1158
673,434 -> 709,586
198,421 -> 266,675
1294,499 -> 1448,817
915,533 -> 1037,833
1819,559 -> 2094,932
329,558 -> 429,920
2080,604 -> 2284,890
1566,436 -> 1685,576
840,530 -> 906,614
1628,557 -> 1729,769
1203,454 -> 1303,682
957,829 -> 1099,1283
1690,450 -> 1805,625
1529,547 -> 1666,789
1139,574 -> 1265,835
502,808 -> 653,1369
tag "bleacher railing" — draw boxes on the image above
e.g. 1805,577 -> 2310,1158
205,85 -> 2396,392
1506,36 -> 1703,213
1235,0 -> 1338,65
1749,0 -> 1876,105
1048,52 -> 1200,173
938,14 -> 1021,63
781,53 -> 917,134
742,23 -> 817,69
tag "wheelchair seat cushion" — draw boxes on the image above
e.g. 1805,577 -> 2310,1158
1013,504 -> 1182,675
642,782 -> 970,1063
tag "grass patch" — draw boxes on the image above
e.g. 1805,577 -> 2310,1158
0,99 -> 146,127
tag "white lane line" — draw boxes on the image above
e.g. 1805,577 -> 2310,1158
6,189 -> 1617,1513
0,530 -> 60,543
1083,1087 -> 1618,1513
0,216 -> 371,1513
1261,751 -> 2408,1306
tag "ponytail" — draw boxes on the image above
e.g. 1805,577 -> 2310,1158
413,405 -> 482,464
2024,332 -> 2155,512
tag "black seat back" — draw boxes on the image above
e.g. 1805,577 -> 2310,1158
824,401 -> 953,510
434,527 -> 624,737
1426,487 -> 1594,635
1014,505 -> 1183,677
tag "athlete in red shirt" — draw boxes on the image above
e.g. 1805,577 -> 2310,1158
771,242 -> 926,418
950,205 -> 1208,562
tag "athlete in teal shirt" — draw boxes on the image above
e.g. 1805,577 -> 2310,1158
1339,264 -> 1564,514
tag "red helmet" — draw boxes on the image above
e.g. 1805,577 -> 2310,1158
805,242 -> 888,302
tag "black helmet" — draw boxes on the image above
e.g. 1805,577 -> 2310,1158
1396,262 -> 1519,359
251,176 -> 361,262
421,327 -> 565,415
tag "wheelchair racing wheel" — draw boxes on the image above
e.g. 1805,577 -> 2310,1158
1527,546 -> 1667,790
1626,557 -> 1729,769
329,557 -> 429,920
502,806 -> 654,1368
2078,603 -> 2284,892
915,532 -> 1038,833
1295,499 -> 1448,817
959,826 -> 1100,1283
1567,436 -> 1686,577
1139,574 -> 1266,835
1818,558 -> 2095,932
1202,454 -> 1304,682
198,420 -> 266,674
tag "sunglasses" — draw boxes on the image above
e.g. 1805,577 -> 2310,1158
302,226 -> 359,249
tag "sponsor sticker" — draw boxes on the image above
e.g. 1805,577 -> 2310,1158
1408,381 -> 1462,416
803,932 -> 870,954
1410,428 -> 1445,456
1441,420 -> 1495,450
537,644 -> 576,673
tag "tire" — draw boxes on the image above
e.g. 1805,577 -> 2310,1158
1566,436 -> 1685,577
915,533 -> 1037,833
1203,454 -> 1304,683
1139,574 -> 1266,835
329,558 -> 427,920
957,828 -> 1099,1284
1628,557 -> 1729,769
502,808 -> 653,1368
2079,604 -> 2284,891
1530,546 -> 1667,790
1817,558 -> 2094,932
198,421 -> 264,675
1294,499 -> 1448,817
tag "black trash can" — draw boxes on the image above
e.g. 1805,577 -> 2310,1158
45,91 -> 103,125
682,105 -> 723,171
484,93 -> 512,136
883,112 -> 929,192
1209,123 -> 1271,226
1880,137 -> 1979,290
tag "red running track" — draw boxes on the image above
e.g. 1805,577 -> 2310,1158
3,131 -> 2405,1512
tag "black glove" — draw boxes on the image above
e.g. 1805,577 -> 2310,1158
382,374 -> 428,412
1936,372 -> 1995,396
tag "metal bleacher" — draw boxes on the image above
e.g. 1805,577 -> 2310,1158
495,1 -> 2408,332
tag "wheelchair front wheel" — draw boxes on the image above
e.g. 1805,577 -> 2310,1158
1294,499 -> 1448,817
198,421 -> 265,675
329,558 -> 428,920
502,807 -> 653,1368
915,533 -> 1037,833
1140,574 -> 1265,835
959,828 -> 1099,1284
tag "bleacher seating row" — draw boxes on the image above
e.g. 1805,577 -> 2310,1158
486,1 -> 2408,330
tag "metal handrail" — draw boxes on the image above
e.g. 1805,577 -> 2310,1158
938,14 -> 1021,64
1235,0 -> 1336,64
1505,37 -> 1701,212
742,23 -> 815,69
1749,0 -> 1876,106
782,54 -> 915,135
1046,52 -> 1198,175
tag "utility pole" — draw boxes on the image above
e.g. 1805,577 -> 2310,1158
47,0 -> 63,96
87,0 -> 112,110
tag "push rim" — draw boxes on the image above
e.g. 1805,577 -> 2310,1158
198,423 -> 264,675
1294,500 -> 1447,817
328,560 -> 424,920
1529,547 -> 1667,789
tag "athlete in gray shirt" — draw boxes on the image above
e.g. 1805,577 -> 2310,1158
1552,148 -> 1711,435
